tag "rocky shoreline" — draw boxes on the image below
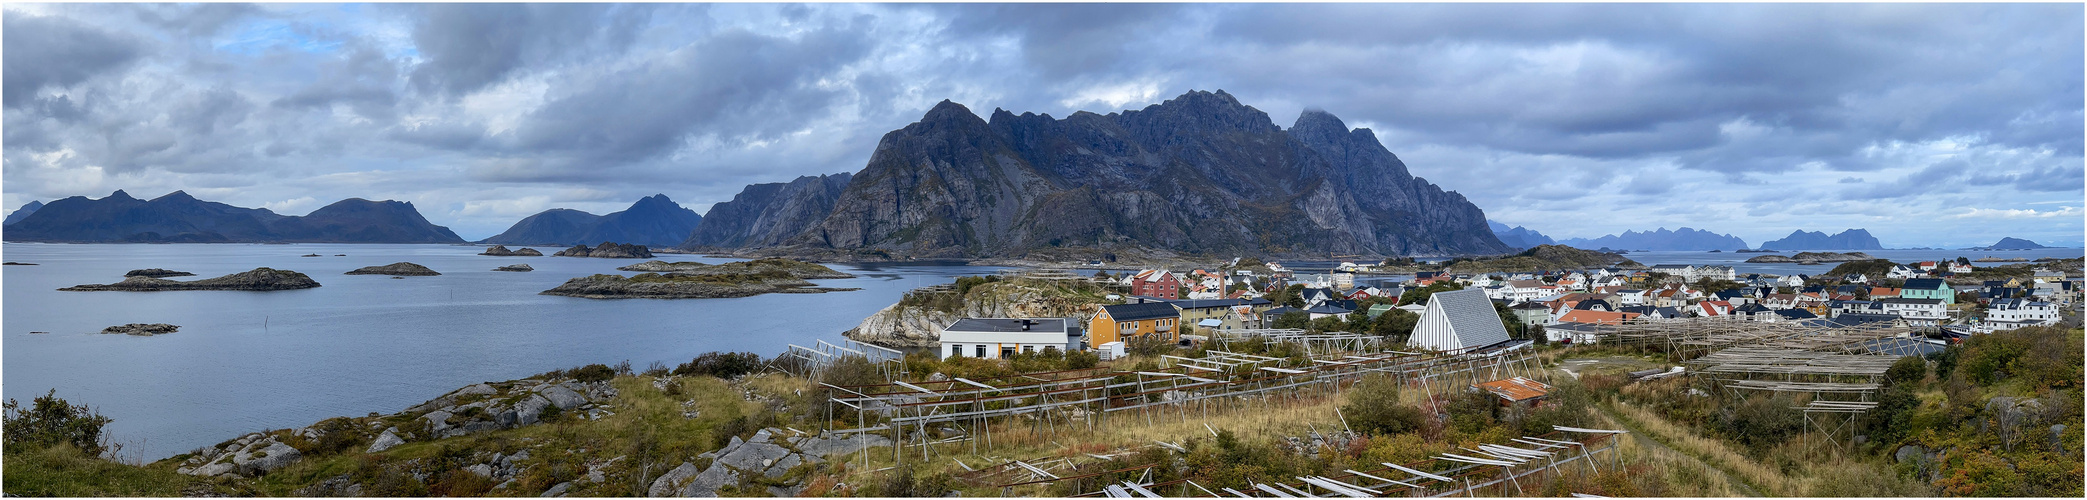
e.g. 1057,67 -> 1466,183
345,262 -> 441,276
59,268 -> 321,291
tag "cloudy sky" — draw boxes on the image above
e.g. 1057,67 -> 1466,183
5,3 -> 2081,247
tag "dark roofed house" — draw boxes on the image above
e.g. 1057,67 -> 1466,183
1089,302 -> 1183,347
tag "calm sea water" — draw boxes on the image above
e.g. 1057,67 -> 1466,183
0,243 -> 1001,460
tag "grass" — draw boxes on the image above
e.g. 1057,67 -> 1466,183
2,445 -> 219,497
1604,399 -> 1811,496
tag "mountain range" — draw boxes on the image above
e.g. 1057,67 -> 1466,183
1757,229 -> 1883,251
1969,237 -> 2050,250
684,90 -> 1508,258
1558,227 -> 1749,251
1,191 -> 464,243
680,174 -> 852,249
1487,220 -> 1556,249
478,195 -> 701,248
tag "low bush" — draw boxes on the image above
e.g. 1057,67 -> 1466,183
3,390 -> 113,457
672,352 -> 765,380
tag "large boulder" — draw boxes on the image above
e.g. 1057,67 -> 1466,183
176,433 -> 304,477
367,428 -> 405,453
648,462 -> 700,497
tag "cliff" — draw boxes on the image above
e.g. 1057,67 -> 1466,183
2,191 -> 464,243
843,276 -> 1115,348
679,174 -> 852,249
706,90 -> 1507,259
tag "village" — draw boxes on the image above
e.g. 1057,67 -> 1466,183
929,256 -> 2083,362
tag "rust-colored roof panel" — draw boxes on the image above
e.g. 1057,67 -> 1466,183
1474,377 -> 1552,402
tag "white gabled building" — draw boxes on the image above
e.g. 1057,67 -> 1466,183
1408,289 -> 1513,352
1983,298 -> 2060,331
938,318 -> 1079,359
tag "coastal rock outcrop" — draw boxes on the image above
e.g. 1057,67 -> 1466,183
480,245 -> 545,256
845,277 -> 1109,348
101,323 -> 179,336
125,268 -> 196,278
60,268 -> 321,291
615,258 -> 856,279
662,427 -> 891,497
554,242 -> 654,259
176,433 -> 304,478
345,262 -> 441,276
540,272 -> 856,299
493,264 -> 534,272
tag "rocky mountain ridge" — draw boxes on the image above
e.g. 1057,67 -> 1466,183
480,195 -> 702,248
1560,227 -> 1749,251
2,190 -> 464,243
1758,229 -> 1883,251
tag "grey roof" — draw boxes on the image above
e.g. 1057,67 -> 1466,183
1429,288 -> 1512,348
946,318 -> 1068,333
1774,309 -> 1818,319
1303,305 -> 1353,315
1100,302 -> 1180,321
1903,278 -> 1948,290
1880,297 -> 1943,305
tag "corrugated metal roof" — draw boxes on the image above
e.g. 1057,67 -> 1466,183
1475,377 -> 1551,402
1427,288 -> 1512,348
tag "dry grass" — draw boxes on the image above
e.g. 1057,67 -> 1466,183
1606,400 -> 1812,496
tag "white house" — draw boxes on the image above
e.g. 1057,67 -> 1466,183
1984,298 -> 2060,330
1408,289 -> 1512,352
938,318 -> 1079,359
1877,298 -> 1947,327
1886,265 -> 1919,280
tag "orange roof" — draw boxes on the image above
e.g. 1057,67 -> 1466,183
1475,377 -> 1552,402
1870,287 -> 1901,296
1558,310 -> 1642,325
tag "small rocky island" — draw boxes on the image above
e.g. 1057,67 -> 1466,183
61,268 -> 321,291
543,259 -> 857,299
125,268 -> 196,278
345,262 -> 441,276
614,258 -> 857,279
480,245 -> 544,257
1743,251 -> 1875,264
3,261 -> 37,265
553,242 -> 653,259
102,323 -> 179,336
493,264 -> 534,272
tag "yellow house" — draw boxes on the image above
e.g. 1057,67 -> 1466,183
1087,302 -> 1182,346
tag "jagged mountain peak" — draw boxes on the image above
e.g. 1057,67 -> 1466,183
106,189 -> 136,201
153,190 -> 196,202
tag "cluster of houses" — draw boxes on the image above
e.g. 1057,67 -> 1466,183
934,261 -> 2081,360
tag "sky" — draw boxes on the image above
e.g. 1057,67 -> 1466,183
4,3 -> 2082,248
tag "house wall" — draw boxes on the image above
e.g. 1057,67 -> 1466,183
1086,311 -> 1179,346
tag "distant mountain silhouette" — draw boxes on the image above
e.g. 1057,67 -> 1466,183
1487,220 -> 1556,249
1757,229 -> 1883,251
2,190 -> 464,243
479,195 -> 701,248
4,201 -> 43,225
1970,237 -> 2049,250
1559,227 -> 1748,251
680,174 -> 852,249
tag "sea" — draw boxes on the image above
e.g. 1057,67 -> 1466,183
1607,248 -> 2084,277
0,243 -> 1003,461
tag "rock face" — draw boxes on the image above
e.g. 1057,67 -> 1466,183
702,90 -> 1508,259
481,245 -> 546,256
101,323 -> 179,335
2,190 -> 466,243
665,427 -> 891,497
615,258 -> 855,279
480,195 -> 702,248
125,268 -> 195,278
1759,229 -> 1883,251
1743,251 -> 1875,264
1488,220 -> 1555,249
494,264 -> 534,272
540,272 -> 856,299
1559,227 -> 1749,251
680,174 -> 852,249
345,262 -> 441,276
176,433 -> 303,478
554,242 -> 654,259
60,268 -> 321,291
4,200 -> 42,225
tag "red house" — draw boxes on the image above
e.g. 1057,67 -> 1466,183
1132,269 -> 1181,299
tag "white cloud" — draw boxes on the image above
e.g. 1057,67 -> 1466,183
1952,206 -> 2082,219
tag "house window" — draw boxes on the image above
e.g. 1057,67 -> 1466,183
1121,322 -> 1132,332
975,345 -> 987,358
950,345 -> 962,358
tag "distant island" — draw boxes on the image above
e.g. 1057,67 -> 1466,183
554,242 -> 654,259
345,262 -> 441,276
480,245 -> 545,257
479,195 -> 702,248
1743,251 -> 1875,264
60,268 -> 321,291
1757,229 -> 1883,251
1969,237 -> 2050,250
1558,227 -> 1747,251
2,190 -> 464,244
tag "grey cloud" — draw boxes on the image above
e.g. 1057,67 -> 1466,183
272,47 -> 401,121
2,14 -> 143,108
406,3 -> 657,99
172,87 -> 254,136
131,3 -> 258,37
481,25 -> 872,181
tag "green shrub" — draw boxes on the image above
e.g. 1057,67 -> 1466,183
569,364 -> 616,383
672,352 -> 765,380
1885,356 -> 1926,387
1342,374 -> 1424,435
3,390 -> 113,457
